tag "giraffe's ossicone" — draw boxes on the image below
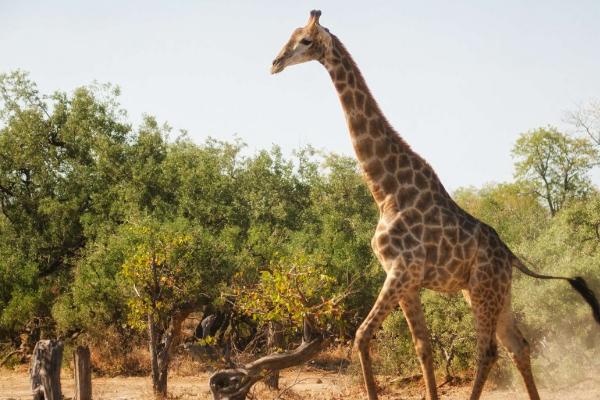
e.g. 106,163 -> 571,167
272,10 -> 600,400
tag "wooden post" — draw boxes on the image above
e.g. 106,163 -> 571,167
30,339 -> 63,400
74,345 -> 92,400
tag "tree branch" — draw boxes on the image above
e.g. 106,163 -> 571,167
209,336 -> 326,400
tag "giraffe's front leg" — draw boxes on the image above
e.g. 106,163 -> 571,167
354,270 -> 411,400
399,292 -> 439,400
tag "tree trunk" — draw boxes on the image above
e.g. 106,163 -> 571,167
155,349 -> 169,399
73,345 -> 92,400
148,312 -> 166,399
30,339 -> 63,400
264,321 -> 284,390
149,310 -> 192,399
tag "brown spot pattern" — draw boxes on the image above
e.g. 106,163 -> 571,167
322,40 -> 523,397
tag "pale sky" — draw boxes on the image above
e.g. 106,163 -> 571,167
2,1 -> 600,190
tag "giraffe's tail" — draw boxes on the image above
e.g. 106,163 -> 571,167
512,257 -> 600,325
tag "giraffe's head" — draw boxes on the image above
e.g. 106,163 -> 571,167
271,10 -> 333,74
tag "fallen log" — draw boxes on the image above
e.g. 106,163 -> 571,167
209,336 -> 326,400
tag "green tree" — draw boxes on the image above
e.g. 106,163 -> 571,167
119,217 -> 228,398
0,71 -> 130,339
453,182 -> 548,249
562,192 -> 600,252
53,127 -> 243,376
567,100 -> 600,148
300,153 -> 380,324
227,150 -> 380,345
512,127 -> 597,215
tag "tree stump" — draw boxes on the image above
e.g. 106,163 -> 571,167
30,339 -> 63,400
74,345 -> 92,400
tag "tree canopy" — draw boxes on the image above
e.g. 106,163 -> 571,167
512,126 -> 597,215
1,71 -> 599,390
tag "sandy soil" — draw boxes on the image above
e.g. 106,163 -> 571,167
1,368 -> 599,399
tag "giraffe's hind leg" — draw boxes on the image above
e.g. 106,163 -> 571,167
467,281 -> 506,400
496,299 -> 540,400
399,292 -> 438,400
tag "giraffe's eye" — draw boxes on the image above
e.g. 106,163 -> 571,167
300,38 -> 313,46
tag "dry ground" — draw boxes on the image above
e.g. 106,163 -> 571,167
2,368 -> 600,400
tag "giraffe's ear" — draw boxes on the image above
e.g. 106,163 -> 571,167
307,9 -> 321,27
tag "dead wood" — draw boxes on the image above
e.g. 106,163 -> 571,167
30,339 -> 63,400
73,345 -> 92,400
209,336 -> 326,400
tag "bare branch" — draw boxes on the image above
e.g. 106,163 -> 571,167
209,337 -> 326,400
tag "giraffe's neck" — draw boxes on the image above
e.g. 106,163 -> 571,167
321,35 -> 448,207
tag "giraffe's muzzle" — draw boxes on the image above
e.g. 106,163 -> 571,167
271,57 -> 285,74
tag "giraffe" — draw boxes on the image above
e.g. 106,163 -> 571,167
271,10 -> 600,400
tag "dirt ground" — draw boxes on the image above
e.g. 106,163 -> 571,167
1,368 -> 599,400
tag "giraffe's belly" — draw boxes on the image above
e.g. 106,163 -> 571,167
421,263 -> 470,293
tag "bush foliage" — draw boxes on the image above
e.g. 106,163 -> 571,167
1,71 -> 599,386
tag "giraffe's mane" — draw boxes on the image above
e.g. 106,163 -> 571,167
330,33 -> 450,198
